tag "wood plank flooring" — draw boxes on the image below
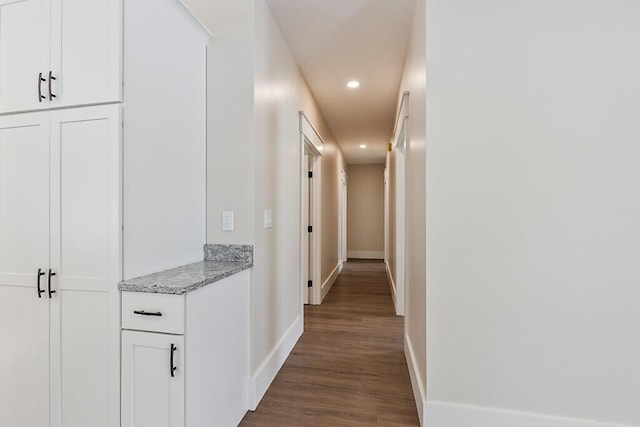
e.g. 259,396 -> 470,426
239,260 -> 419,426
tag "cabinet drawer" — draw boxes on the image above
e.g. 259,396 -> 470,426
122,292 -> 185,334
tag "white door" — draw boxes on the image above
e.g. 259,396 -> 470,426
122,331 -> 185,427
48,105 -> 121,427
340,171 -> 347,263
0,0 -> 50,114
49,0 -> 122,108
302,155 -> 312,304
395,123 -> 407,317
0,112 -> 50,427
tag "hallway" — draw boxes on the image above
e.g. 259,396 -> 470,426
240,260 -> 419,426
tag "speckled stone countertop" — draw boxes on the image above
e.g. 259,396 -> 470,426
118,261 -> 252,295
119,244 -> 253,295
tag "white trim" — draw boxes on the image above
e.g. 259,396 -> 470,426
393,92 -> 410,148
385,261 -> 398,314
248,316 -> 303,410
405,334 -> 426,426
299,111 -> 324,155
424,402 -> 631,427
347,250 -> 384,259
321,263 -> 340,301
384,167 -> 389,264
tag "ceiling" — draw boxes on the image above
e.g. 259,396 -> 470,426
266,0 -> 416,165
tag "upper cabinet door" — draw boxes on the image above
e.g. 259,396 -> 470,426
0,0 -> 122,115
0,0 -> 50,114
49,0 -> 122,108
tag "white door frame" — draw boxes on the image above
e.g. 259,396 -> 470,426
384,167 -> 389,265
299,112 -> 323,308
392,92 -> 409,316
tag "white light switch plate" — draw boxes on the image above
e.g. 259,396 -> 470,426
264,210 -> 272,229
222,211 -> 234,231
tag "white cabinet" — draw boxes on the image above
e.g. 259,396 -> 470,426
0,0 -> 122,114
0,112 -> 50,427
1,0 -> 208,425
0,0 -> 49,115
122,332 -> 185,427
0,104 -> 121,427
121,270 -> 250,427
0,282 -> 50,427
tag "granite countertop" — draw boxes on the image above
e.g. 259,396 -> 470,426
118,260 -> 252,295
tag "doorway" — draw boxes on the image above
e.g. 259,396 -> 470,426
338,170 -> 347,267
299,112 -> 323,306
302,152 -> 315,305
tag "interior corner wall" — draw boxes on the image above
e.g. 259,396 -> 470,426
425,0 -> 640,425
347,164 -> 385,258
183,0 -> 256,245
122,0 -> 208,279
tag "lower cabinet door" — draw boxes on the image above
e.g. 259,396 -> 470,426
0,286 -> 49,427
122,330 -> 185,427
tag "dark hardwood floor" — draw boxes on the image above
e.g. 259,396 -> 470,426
239,259 -> 419,426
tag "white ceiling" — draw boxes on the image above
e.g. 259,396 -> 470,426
266,0 -> 416,165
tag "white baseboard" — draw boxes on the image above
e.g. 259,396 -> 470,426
347,250 -> 384,259
425,402 -> 631,427
321,262 -> 341,301
248,316 -> 303,410
385,260 -> 397,309
405,334 -> 426,426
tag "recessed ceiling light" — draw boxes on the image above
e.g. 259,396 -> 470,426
347,80 -> 360,89
359,144 -> 367,148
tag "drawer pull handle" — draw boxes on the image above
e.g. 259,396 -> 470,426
170,344 -> 177,377
133,310 -> 163,317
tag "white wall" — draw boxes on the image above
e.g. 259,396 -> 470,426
425,0 -> 640,425
123,0 -> 208,279
396,0 -> 427,423
347,164 -> 385,258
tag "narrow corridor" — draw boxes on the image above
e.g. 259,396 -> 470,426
240,260 -> 419,426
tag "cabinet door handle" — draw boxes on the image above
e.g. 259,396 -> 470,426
48,71 -> 56,101
36,268 -> 46,298
48,269 -> 57,298
170,344 -> 177,378
133,310 -> 163,317
37,73 -> 46,102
